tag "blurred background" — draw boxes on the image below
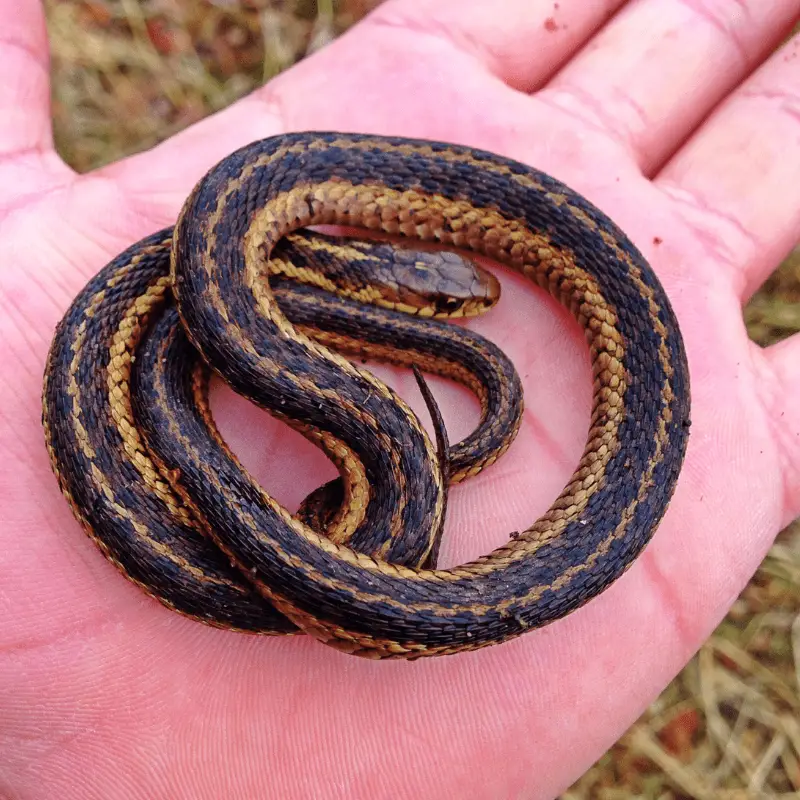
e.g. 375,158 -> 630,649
42,2 -> 800,797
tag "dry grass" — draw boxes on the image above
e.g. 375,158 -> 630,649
42,2 -> 800,797
47,0 -> 380,170
565,521 -> 800,799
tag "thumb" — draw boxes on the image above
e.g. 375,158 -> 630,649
0,0 -> 53,159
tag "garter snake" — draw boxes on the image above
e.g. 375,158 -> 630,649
43,132 -> 690,659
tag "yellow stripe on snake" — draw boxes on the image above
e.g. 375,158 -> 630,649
42,132 -> 690,659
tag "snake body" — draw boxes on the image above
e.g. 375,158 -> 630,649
43,132 -> 690,658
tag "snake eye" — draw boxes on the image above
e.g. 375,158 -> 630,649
438,297 -> 462,312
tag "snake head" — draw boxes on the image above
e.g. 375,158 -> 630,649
273,231 -> 501,320
386,246 -> 501,319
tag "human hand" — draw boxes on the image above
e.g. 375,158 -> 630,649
2,1 -> 799,797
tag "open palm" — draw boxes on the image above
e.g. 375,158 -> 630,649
2,1 -> 799,797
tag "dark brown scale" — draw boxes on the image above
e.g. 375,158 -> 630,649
42,235 -> 291,632
167,133 -> 690,657
43,222 -> 524,633
44,132 -> 690,658
271,278 -> 523,483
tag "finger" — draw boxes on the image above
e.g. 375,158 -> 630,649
0,0 -> 52,157
655,32 -> 800,301
360,0 -> 631,92
100,0 -> 630,217
761,335 -> 800,523
540,0 -> 799,173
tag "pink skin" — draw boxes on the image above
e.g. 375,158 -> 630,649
1,0 -> 800,797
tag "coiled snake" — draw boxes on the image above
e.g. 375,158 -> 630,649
42,132 -> 690,659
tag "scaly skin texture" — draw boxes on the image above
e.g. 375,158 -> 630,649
2,1 -> 800,798
42,224 -> 523,634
